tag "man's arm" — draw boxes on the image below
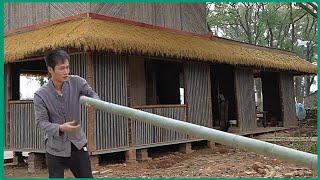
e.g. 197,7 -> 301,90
79,77 -> 99,99
34,94 -> 61,137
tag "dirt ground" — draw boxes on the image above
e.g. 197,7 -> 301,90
5,125 -> 317,178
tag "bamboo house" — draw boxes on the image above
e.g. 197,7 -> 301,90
4,3 -> 317,164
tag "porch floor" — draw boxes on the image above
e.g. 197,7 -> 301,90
238,127 -> 292,136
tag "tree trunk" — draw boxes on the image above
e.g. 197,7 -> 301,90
294,76 -> 303,103
254,79 -> 263,110
304,75 -> 314,97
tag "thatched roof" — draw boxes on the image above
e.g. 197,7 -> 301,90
5,15 -> 316,74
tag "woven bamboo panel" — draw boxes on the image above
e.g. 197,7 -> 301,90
279,73 -> 296,127
235,68 -> 256,132
5,2 -> 208,35
184,62 -> 212,127
49,2 -> 89,20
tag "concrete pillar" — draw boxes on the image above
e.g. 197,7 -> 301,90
90,155 -> 99,168
125,149 -> 137,163
136,149 -> 150,161
179,143 -> 193,154
27,153 -> 45,173
206,141 -> 216,150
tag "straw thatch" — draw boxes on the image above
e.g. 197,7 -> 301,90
5,17 -> 316,74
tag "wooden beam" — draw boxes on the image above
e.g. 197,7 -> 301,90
86,51 -> 96,153
5,64 -> 12,149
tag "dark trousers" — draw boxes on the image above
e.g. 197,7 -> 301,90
46,143 -> 93,178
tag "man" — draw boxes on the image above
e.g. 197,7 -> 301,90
34,50 -> 99,178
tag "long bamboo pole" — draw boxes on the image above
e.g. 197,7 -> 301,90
80,96 -> 317,170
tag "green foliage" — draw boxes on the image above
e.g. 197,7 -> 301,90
207,2 -> 318,96
207,2 -> 317,60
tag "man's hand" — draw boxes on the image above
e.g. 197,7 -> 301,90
85,102 -> 92,108
59,121 -> 80,132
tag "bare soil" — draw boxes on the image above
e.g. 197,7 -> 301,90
5,125 -> 317,178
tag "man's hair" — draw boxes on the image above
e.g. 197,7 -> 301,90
45,50 -> 70,70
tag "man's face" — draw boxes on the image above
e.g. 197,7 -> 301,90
48,60 -> 70,83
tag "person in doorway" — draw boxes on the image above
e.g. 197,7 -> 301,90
34,50 -> 99,178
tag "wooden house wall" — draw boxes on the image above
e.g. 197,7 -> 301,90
6,53 -> 90,151
132,106 -> 188,147
4,65 -> 10,149
5,3 -> 50,31
93,52 -> 129,150
235,68 -> 256,132
184,62 -> 212,128
261,72 -> 281,125
69,53 -> 89,137
279,73 -> 297,127
128,56 -> 146,106
5,3 -> 209,35
180,3 -> 207,34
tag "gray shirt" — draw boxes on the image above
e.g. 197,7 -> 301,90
34,75 -> 98,157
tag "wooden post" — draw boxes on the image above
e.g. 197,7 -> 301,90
86,51 -> 96,153
5,64 -> 12,149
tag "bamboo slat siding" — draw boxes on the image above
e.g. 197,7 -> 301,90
69,53 -> 88,138
90,3 -> 127,19
49,3 -> 89,20
4,4 -> 9,31
279,73 -> 297,127
132,106 -> 188,147
9,101 -> 45,151
235,68 -> 256,132
184,63 -> 212,128
93,53 -> 129,150
128,57 -> 146,106
5,3 -> 50,31
181,3 -> 207,34
5,3 -> 208,35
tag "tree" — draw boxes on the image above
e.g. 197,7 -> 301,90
207,2 -> 317,103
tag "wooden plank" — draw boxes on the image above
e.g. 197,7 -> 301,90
279,73 -> 296,127
86,51 -> 96,152
5,64 -> 12,149
255,137 -> 317,142
235,67 -> 256,132
184,62 -> 212,128
128,56 -> 146,106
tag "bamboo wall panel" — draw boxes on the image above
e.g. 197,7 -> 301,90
9,102 -> 45,151
5,3 -> 208,35
279,73 -> 296,127
5,3 -> 49,31
69,53 -> 88,137
126,3 -> 156,25
235,68 -> 256,132
132,106 -> 188,146
181,3 -> 208,34
184,63 -> 212,128
128,56 -> 146,106
4,4 -> 9,31
93,53 -> 129,150
49,2 -> 89,20
4,65 -> 10,149
90,3 -> 128,19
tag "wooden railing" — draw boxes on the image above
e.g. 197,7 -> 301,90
132,104 -> 188,147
